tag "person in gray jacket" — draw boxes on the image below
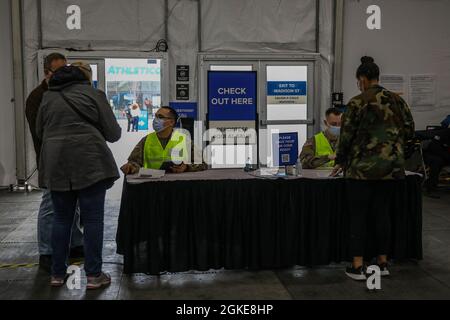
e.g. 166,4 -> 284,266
25,53 -> 84,273
36,63 -> 121,290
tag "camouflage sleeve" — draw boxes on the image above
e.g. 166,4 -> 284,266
400,97 -> 415,141
127,137 -> 146,168
336,98 -> 361,167
300,137 -> 330,169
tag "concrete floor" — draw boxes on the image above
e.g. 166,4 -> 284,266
0,187 -> 449,300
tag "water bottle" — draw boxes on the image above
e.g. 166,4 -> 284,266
295,157 -> 303,177
244,157 -> 252,172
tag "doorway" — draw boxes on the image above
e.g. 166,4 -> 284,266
199,53 -> 320,168
37,50 -> 169,198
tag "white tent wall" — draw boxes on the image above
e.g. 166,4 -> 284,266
0,0 -> 16,187
40,0 -> 165,50
201,0 -> 316,52
18,0 -> 334,181
342,0 -> 450,130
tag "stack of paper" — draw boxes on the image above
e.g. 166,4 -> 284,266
126,168 -> 166,184
138,168 -> 166,179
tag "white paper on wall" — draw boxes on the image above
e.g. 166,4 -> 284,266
409,75 -> 436,111
380,74 -> 407,101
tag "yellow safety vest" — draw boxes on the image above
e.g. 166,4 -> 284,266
314,132 -> 335,168
143,131 -> 189,170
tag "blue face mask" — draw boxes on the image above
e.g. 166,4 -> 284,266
153,117 -> 166,133
328,126 -> 341,137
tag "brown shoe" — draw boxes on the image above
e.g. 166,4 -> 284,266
50,275 -> 66,287
87,272 -> 111,290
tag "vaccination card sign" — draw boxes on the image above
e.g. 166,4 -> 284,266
267,81 -> 307,105
208,71 -> 257,121
272,132 -> 299,166
170,102 -> 198,119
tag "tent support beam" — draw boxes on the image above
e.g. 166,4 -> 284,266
11,0 -> 28,185
197,0 -> 202,52
164,0 -> 169,42
37,0 -> 43,49
333,0 -> 345,92
315,0 -> 320,53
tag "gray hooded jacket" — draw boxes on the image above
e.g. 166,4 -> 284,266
36,67 -> 121,191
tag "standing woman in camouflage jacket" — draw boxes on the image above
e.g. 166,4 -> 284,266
332,56 -> 415,280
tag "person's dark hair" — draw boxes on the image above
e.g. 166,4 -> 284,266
160,106 -> 179,121
356,56 -> 380,80
48,65 -> 88,87
325,107 -> 342,118
44,53 -> 67,74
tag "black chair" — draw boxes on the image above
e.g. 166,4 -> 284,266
426,125 -> 443,131
178,117 -> 195,140
405,138 -> 428,182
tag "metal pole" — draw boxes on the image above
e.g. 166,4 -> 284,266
315,0 -> 320,53
11,0 -> 28,184
197,0 -> 202,52
164,0 -> 169,41
37,0 -> 43,49
333,0 -> 345,92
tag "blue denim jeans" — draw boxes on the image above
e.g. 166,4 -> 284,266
132,117 -> 139,132
50,181 -> 108,277
38,189 -> 83,255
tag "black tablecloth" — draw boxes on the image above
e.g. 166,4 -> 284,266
116,173 -> 423,275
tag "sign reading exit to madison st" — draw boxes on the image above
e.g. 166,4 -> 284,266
208,71 -> 257,121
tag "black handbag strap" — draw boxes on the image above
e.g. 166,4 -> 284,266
59,91 -> 102,135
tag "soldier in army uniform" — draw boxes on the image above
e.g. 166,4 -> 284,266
121,106 -> 207,175
300,107 -> 342,169
331,56 -> 415,281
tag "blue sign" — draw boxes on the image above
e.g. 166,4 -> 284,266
267,81 -> 307,96
272,132 -> 299,166
208,71 -> 257,121
138,110 -> 149,131
170,102 -> 198,119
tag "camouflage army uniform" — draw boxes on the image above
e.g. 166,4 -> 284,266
300,130 -> 339,169
336,85 -> 415,180
126,132 -> 207,173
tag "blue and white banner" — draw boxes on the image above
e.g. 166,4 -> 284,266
267,81 -> 307,105
170,102 -> 198,119
208,71 -> 257,121
138,110 -> 149,131
272,132 -> 299,166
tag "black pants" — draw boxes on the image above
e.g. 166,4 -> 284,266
127,117 -> 132,132
346,180 -> 398,258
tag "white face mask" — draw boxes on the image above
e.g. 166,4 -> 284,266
153,117 -> 167,133
328,126 -> 341,137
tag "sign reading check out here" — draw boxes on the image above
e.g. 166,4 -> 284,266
208,71 -> 257,122
207,71 -> 258,168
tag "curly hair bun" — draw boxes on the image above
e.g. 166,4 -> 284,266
361,56 -> 375,64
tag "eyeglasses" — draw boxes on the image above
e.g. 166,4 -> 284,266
155,114 -> 174,120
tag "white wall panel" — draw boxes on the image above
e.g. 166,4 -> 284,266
342,0 -> 450,130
